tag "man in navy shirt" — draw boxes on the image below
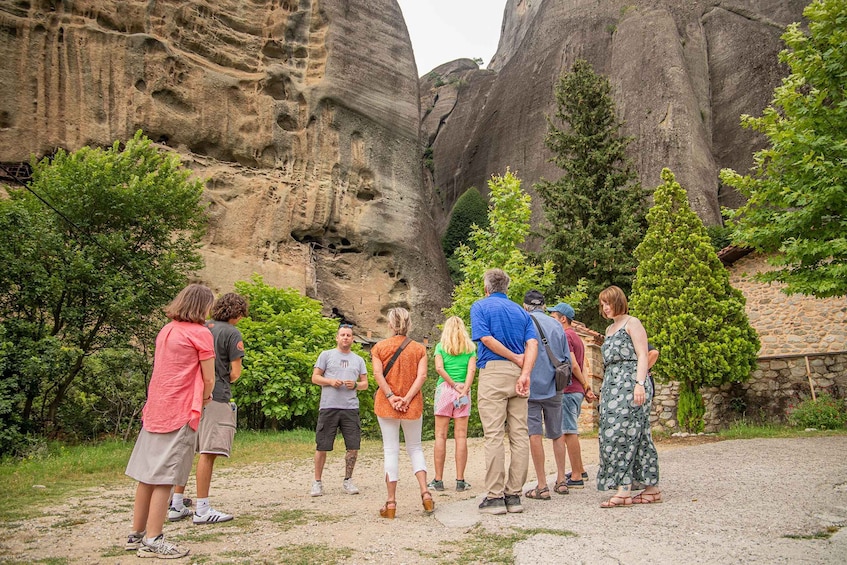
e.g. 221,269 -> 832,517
470,269 -> 538,515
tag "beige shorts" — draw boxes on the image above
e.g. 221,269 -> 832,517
196,400 -> 237,457
125,424 -> 196,485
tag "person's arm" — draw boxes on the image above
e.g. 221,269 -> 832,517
229,357 -> 243,383
571,354 -> 596,400
401,354 -> 429,408
647,348 -> 660,369
311,366 -> 342,388
354,372 -> 368,391
458,356 -> 476,397
627,318 -> 650,406
515,338 -> 537,396
434,352 -> 456,387
200,358 -> 215,404
480,335 -> 525,367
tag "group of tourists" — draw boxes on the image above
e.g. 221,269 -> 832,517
123,268 -> 661,558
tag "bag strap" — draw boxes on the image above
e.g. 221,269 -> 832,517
530,315 -> 563,366
383,337 -> 412,377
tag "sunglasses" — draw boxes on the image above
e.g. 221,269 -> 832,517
339,323 -> 354,329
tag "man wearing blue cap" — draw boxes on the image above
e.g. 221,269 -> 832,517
547,303 -> 595,488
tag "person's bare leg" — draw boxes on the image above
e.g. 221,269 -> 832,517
195,453 -> 217,498
552,435 -> 566,484
314,450 -> 327,481
528,435 -> 547,489
145,484 -> 172,538
433,415 -> 449,481
564,433 -> 585,477
132,482 -> 154,533
454,417 -> 469,481
344,449 -> 358,479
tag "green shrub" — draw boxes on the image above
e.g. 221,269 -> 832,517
788,394 -> 847,430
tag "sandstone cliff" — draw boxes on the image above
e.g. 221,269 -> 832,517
423,0 -> 808,227
0,0 -> 451,338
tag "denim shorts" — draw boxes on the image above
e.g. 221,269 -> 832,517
527,394 -> 563,439
561,392 -> 584,434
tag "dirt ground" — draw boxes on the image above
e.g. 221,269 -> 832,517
1,434 -> 846,564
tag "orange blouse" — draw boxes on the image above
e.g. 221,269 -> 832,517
372,335 -> 427,420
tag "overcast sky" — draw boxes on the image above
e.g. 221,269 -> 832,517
396,0 -> 508,75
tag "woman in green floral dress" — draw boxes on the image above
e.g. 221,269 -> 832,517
596,286 -> 662,507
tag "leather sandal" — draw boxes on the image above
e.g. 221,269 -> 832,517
524,485 -> 551,500
632,490 -> 663,504
421,491 -> 435,514
600,495 -> 633,508
379,500 -> 396,519
553,480 -> 569,495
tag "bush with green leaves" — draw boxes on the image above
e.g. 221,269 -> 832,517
788,394 -> 847,430
232,276 -> 377,435
444,170 -> 554,325
442,186 -> 489,284
719,0 -> 847,298
0,131 -> 205,451
631,169 -> 760,433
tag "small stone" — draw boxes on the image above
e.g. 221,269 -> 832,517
805,428 -> 818,432
32,485 -> 46,489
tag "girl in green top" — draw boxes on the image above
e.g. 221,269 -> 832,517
428,316 -> 477,492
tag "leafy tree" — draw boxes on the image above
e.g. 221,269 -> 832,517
0,131 -> 206,448
631,169 -> 760,432
444,169 -> 555,325
534,59 -> 650,330
719,0 -> 847,298
232,276 -> 377,435
442,186 -> 489,283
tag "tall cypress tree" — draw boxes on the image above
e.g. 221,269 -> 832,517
534,59 -> 649,330
631,169 -> 760,432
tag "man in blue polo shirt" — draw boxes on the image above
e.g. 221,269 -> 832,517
470,268 -> 538,515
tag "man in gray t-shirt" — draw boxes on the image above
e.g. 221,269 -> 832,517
310,324 -> 368,497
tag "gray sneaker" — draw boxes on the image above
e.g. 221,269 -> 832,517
428,479 -> 445,491
137,534 -> 189,559
310,480 -> 323,497
342,478 -> 360,495
167,506 -> 192,522
478,496 -> 507,515
125,531 -> 145,551
456,480 -> 471,492
504,494 -> 523,513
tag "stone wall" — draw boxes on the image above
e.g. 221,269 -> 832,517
649,352 -> 847,433
572,323 -> 604,433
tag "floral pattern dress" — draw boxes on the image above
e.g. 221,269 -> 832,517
597,324 -> 660,491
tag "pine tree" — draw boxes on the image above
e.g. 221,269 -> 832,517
719,0 -> 847,298
442,187 -> 489,284
631,169 -> 760,432
444,169 -> 554,325
534,59 -> 649,330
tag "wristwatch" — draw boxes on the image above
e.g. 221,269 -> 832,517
635,380 -> 645,386
385,391 -> 394,399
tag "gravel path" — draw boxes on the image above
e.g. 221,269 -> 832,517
1,436 -> 845,564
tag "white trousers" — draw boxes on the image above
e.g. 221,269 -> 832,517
377,416 -> 426,482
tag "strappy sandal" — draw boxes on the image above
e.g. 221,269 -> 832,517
379,500 -> 396,519
600,495 -> 633,508
632,491 -> 663,504
421,491 -> 435,514
553,480 -> 569,495
524,485 -> 551,500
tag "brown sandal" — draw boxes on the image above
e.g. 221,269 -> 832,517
421,491 -> 435,514
379,500 -> 396,519
632,491 -> 663,504
600,495 -> 633,508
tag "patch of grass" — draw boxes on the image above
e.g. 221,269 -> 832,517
0,430 -> 318,524
271,508 -> 339,531
171,529 -> 229,543
275,543 -> 353,564
51,517 -> 87,529
784,525 -> 840,539
443,524 -> 576,564
717,421 -> 847,440
100,546 -> 127,558
219,549 -> 259,558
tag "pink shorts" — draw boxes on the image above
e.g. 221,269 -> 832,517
434,381 -> 471,418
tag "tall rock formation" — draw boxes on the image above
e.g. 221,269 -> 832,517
423,0 -> 808,228
0,0 -> 451,338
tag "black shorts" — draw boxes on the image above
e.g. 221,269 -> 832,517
315,408 -> 361,452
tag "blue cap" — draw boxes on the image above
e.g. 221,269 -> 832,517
547,302 -> 575,321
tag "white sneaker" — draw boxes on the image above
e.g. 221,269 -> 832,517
167,506 -> 192,522
192,507 -> 233,524
137,534 -> 189,559
310,480 -> 323,497
342,478 -> 359,495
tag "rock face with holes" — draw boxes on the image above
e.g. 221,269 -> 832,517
0,0 -> 450,337
424,0 -> 808,226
